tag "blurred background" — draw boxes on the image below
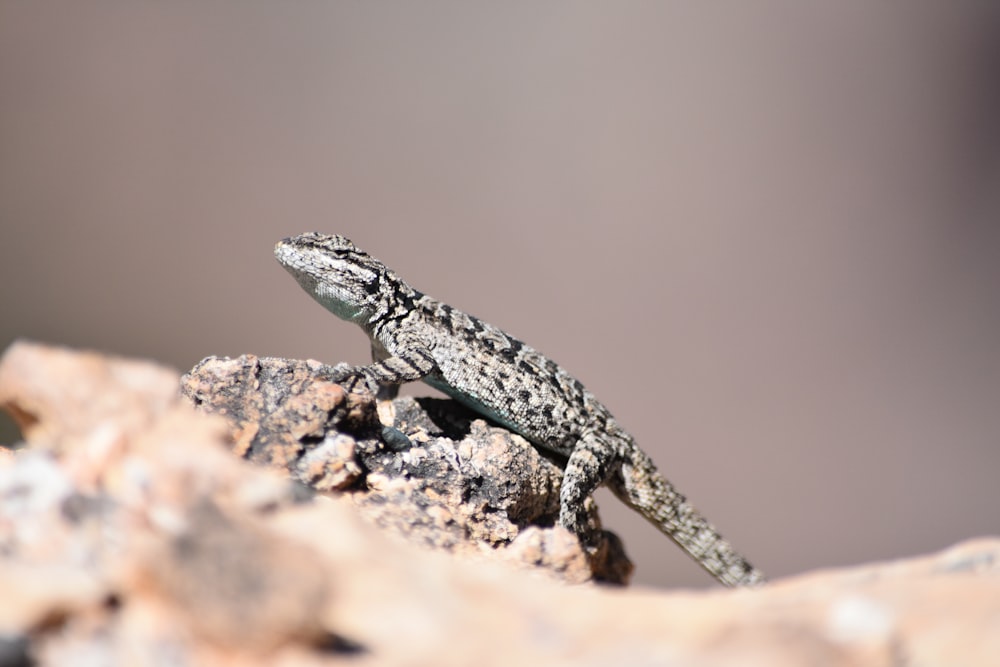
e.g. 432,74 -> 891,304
1,2 -> 998,588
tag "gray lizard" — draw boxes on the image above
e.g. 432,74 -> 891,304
275,232 -> 765,587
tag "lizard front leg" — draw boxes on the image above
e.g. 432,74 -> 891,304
370,341 -> 402,401
320,344 -> 437,395
319,344 -> 437,451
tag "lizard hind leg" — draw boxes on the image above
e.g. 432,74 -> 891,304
557,432 -> 617,542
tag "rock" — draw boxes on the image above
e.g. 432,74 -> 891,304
125,499 -> 330,652
180,354 -> 630,584
0,339 -> 179,451
1,340 -> 998,666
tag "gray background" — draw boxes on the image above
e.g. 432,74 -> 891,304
2,2 -> 998,588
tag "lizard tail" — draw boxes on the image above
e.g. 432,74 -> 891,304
607,447 -> 766,587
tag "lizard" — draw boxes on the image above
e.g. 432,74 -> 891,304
274,232 -> 766,587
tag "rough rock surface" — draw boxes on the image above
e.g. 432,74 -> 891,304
180,354 -> 631,584
1,339 -> 999,667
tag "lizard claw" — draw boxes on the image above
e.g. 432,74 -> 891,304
317,362 -> 355,381
318,363 -> 380,395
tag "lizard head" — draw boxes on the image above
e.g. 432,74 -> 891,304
274,232 -> 387,323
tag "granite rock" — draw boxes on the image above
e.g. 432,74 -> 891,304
1,340 -> 998,666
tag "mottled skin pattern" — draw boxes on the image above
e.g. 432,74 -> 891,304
275,232 -> 765,587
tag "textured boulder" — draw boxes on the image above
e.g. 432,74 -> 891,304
180,354 -> 630,584
1,340 -> 999,666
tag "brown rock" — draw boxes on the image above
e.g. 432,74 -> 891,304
1,341 -> 999,666
180,354 -> 378,467
0,339 -> 179,449
125,500 -> 330,652
0,341 -> 335,660
181,354 -> 631,584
